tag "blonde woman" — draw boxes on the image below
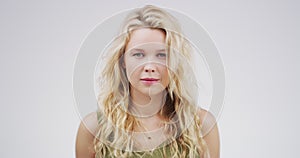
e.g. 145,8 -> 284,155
76,5 -> 220,158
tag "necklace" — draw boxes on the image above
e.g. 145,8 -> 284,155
142,126 -> 164,140
134,125 -> 170,151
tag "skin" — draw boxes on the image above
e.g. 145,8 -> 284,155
75,28 -> 220,158
75,110 -> 220,158
123,28 -> 169,120
124,28 -> 169,104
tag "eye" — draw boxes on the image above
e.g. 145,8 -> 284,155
132,52 -> 144,58
157,53 -> 166,58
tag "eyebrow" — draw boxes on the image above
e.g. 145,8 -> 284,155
130,48 -> 144,52
156,49 -> 166,52
129,48 -> 166,53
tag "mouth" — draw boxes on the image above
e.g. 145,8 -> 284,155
140,78 -> 159,85
140,78 -> 159,81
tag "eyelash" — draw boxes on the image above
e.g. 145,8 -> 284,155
132,52 -> 144,58
157,53 -> 166,58
132,52 -> 167,58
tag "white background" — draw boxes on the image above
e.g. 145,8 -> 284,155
0,0 -> 299,157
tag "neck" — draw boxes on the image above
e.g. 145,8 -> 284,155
129,89 -> 167,118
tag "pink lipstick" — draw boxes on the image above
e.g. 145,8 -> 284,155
140,78 -> 159,85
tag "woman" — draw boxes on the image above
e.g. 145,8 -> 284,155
76,5 -> 220,158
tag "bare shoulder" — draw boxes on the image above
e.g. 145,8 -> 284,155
196,108 -> 217,133
75,112 -> 99,158
196,108 -> 220,158
81,112 -> 99,136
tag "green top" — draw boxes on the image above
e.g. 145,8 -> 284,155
98,143 -> 175,158
95,112 -> 173,157
95,112 -> 199,157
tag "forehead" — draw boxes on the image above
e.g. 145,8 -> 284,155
126,28 -> 166,51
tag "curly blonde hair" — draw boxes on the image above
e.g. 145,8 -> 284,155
94,5 -> 209,158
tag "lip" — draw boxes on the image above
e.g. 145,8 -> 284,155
140,78 -> 159,81
140,78 -> 159,85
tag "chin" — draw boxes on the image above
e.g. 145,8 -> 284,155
143,86 -> 167,96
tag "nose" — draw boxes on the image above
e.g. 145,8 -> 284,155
144,63 -> 156,73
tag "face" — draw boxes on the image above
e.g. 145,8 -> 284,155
123,28 -> 169,97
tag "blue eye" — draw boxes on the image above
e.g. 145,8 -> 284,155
133,52 -> 144,58
157,53 -> 166,58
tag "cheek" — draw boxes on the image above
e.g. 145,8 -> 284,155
125,64 -> 141,82
161,67 -> 170,85
124,56 -> 133,79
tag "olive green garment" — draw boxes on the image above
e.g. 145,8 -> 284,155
95,111 -> 173,157
95,112 -> 199,157
100,145 -> 173,158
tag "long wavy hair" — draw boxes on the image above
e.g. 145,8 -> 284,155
94,5 -> 209,158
